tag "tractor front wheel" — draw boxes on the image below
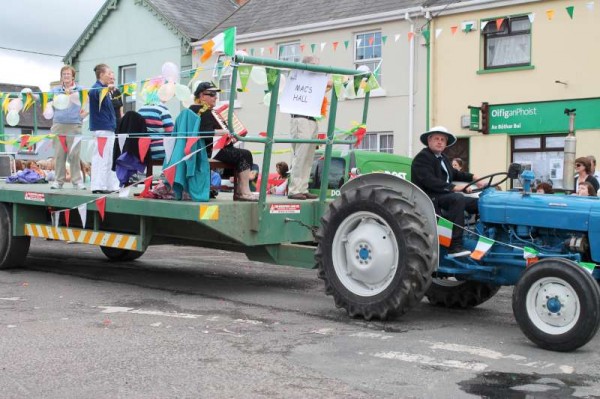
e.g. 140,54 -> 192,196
316,187 -> 437,320
425,278 -> 500,308
100,246 -> 145,262
512,258 -> 600,352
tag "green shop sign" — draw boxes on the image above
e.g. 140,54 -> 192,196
488,98 -> 600,135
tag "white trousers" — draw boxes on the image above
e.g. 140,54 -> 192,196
91,130 -> 120,191
288,117 -> 318,195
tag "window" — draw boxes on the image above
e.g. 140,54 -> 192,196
119,65 -> 136,113
511,135 -> 566,189
355,31 -> 382,83
483,16 -> 531,69
359,132 -> 394,153
278,42 -> 301,63
213,54 -> 232,102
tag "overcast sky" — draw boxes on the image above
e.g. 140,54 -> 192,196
0,0 -> 106,91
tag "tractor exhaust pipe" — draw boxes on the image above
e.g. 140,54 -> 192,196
563,109 -> 576,192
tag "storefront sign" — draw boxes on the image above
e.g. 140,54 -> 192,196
488,98 -> 600,135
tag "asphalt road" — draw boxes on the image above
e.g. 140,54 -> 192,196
1,239 -> 599,398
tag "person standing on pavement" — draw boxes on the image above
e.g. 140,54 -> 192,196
50,65 -> 87,190
89,63 -> 120,194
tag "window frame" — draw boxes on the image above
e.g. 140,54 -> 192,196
119,64 -> 136,113
213,54 -> 233,103
510,134 -> 566,189
482,15 -> 532,70
359,131 -> 394,153
278,41 -> 301,64
354,31 -> 383,85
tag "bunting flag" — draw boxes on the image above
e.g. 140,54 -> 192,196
332,75 -> 344,100
463,23 -> 473,33
332,41 -> 339,52
117,134 -> 127,152
368,37 -> 374,46
310,43 -> 316,53
382,35 -> 388,44
566,6 -> 575,19
79,89 -> 89,110
437,217 -> 453,247
122,83 -> 137,96
41,92 -> 52,111
97,136 -> 108,158
99,88 -> 109,110
523,246 -> 539,264
421,30 -> 430,43
163,137 -> 176,163
481,21 -> 489,30
266,68 -> 279,93
58,135 -> 68,153
269,47 -> 274,55
211,134 -> 229,158
356,38 -> 362,47
394,34 -> 401,42
408,32 -> 415,41
238,65 -> 252,92
143,177 -> 152,194
260,47 -> 265,55
450,26 -> 458,35
95,197 -> 106,221
184,137 -> 200,156
2,93 -> 10,114
138,137 -> 151,162
353,75 -> 363,96
344,40 -> 350,49
435,28 -> 443,39
20,135 -> 31,148
300,44 -> 306,53
64,209 -> 70,228
351,125 -> 367,148
365,74 -> 380,92
496,18 -> 504,30
546,9 -> 555,20
163,166 -> 176,187
51,211 -> 59,228
201,26 -> 236,63
528,13 -> 536,23
250,48 -> 255,56
78,204 -> 87,228
578,262 -> 596,274
320,42 -> 326,52
23,93 -> 35,112
470,236 -> 494,260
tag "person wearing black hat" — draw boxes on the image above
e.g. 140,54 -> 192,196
190,82 -> 257,201
411,126 -> 484,256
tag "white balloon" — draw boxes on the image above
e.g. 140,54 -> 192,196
161,62 -> 180,83
6,110 -> 19,126
263,92 -> 272,107
20,88 -> 32,94
43,104 -> 54,120
181,95 -> 194,108
69,93 -> 81,106
158,81 -> 175,102
8,98 -> 23,112
53,94 -> 70,110
174,84 -> 191,101
250,67 -> 267,85
357,65 -> 371,73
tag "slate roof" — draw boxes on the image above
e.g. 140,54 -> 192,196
0,84 -> 52,130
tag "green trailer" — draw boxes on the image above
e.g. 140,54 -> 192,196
0,56 -> 439,320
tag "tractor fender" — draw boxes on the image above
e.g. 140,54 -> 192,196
341,173 -> 439,266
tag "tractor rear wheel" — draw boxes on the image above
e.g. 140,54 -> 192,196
425,278 -> 500,308
100,246 -> 145,262
512,258 -> 600,352
0,203 -> 30,269
316,186 -> 436,320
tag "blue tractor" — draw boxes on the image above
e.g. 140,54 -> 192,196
316,164 -> 600,352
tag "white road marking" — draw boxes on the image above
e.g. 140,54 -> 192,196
7,325 -> 17,328
427,341 -> 526,360
234,319 -> 263,325
351,332 -> 393,340
372,351 -> 488,371
560,365 -> 575,374
150,322 -> 162,327
0,297 -> 22,301
98,306 -> 201,319
312,328 -> 335,335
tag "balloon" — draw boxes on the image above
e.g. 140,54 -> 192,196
235,50 -> 248,57
181,95 -> 194,108
53,94 -> 70,110
158,81 -> 176,102
69,93 -> 81,106
6,110 -> 19,126
161,62 -> 180,83
250,67 -> 267,85
357,64 -> 371,74
43,104 -> 54,120
8,98 -> 23,112
263,92 -> 272,107
174,84 -> 191,101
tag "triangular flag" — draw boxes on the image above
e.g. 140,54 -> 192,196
163,137 -> 176,163
99,87 -> 109,110
408,32 -> 415,41
300,44 -> 306,53
578,262 -> 596,274
163,166 -> 176,187
95,197 -> 106,221
566,6 -> 575,19
332,41 -> 339,51
496,18 -> 504,31
437,217 -> 453,247
523,246 -> 539,259
117,134 -> 127,152
238,65 -> 253,91
211,135 -> 229,158
344,40 -> 350,49
97,136 -> 108,158
586,2 -> 594,11
20,135 -> 30,149
435,28 -> 443,39
464,23 -> 473,33
546,9 -> 555,20
58,135 -> 68,153
332,75 -> 344,100
310,44 -> 316,53
382,35 -> 388,45
394,34 -> 401,42
421,30 -> 430,43
353,75 -> 363,96
184,137 -> 201,156
144,176 -> 152,192
266,68 -> 279,93
320,42 -> 326,52
138,137 -> 151,162
119,187 -> 130,198
356,38 -> 362,47
470,236 -> 494,260
69,136 -> 82,156
368,37 -> 374,46
64,209 -> 70,228
528,13 -> 536,23
78,204 -> 87,228
365,74 -> 380,92
260,47 -> 265,55
480,21 -> 489,30
269,47 -> 274,55
250,48 -> 255,56
23,93 -> 34,112
450,26 -> 458,35
352,126 -> 366,148
41,92 -> 52,111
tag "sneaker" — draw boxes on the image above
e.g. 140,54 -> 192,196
447,244 -> 471,258
50,182 -> 63,190
73,183 -> 87,190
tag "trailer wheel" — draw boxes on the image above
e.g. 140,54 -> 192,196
512,258 -> 600,352
100,246 -> 145,262
316,187 -> 436,320
425,278 -> 500,308
0,203 -> 30,269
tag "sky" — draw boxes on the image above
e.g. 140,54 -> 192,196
0,0 -> 106,91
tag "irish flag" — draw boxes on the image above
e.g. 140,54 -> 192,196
201,27 -> 236,63
470,236 -> 494,260
578,262 -> 596,274
437,217 -> 453,247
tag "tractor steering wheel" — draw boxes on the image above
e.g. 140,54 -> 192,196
461,172 -> 509,194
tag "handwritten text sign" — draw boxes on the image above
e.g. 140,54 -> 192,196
279,70 -> 328,117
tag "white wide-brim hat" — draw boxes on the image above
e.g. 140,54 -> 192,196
419,126 -> 457,147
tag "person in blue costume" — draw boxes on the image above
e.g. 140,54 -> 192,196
162,108 -> 211,202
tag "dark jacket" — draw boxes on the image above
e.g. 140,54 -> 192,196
411,147 -> 474,197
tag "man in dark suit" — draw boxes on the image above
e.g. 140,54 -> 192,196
411,126 -> 484,256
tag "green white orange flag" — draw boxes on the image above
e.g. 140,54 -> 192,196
201,26 -> 236,63
578,262 -> 596,274
523,246 -> 539,259
437,217 -> 453,247
470,236 -> 494,260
